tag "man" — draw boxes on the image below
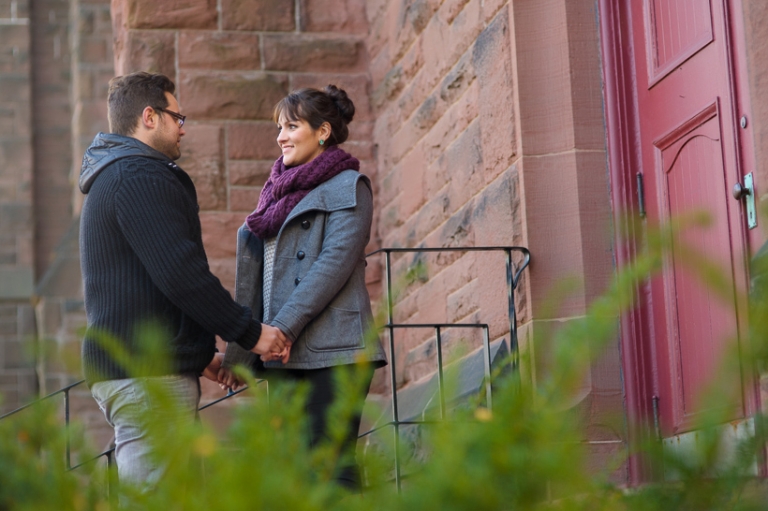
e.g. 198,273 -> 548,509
79,72 -> 287,490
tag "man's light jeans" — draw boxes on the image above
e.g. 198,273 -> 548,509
91,374 -> 200,492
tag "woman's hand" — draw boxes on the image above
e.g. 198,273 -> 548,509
260,342 -> 292,365
250,324 -> 287,357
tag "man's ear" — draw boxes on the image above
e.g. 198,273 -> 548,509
140,106 -> 158,130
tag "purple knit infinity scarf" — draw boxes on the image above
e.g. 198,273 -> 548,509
246,145 -> 360,238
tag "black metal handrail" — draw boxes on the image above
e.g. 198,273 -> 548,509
363,246 -> 530,491
1,245 -> 530,495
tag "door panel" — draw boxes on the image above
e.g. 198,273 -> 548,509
652,103 -> 740,432
647,0 -> 714,84
632,0 -> 749,438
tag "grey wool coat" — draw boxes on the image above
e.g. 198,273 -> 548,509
223,170 -> 387,371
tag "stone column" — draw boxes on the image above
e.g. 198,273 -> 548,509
0,0 -> 37,414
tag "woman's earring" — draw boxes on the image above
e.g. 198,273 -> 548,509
319,139 -> 325,146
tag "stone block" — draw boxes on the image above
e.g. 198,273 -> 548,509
342,140 -> 373,160
79,36 -> 108,64
229,186 -> 262,213
35,299 -> 62,339
94,5 -> 113,35
0,163 -> 33,199
227,122 -> 282,160
75,68 -> 94,100
199,212 -> 247,259
0,267 -> 33,299
0,74 -> 29,102
115,30 -> 175,78
473,8 -> 517,178
0,248 -> 14,264
299,0 -> 368,34
15,233 -> 33,267
207,258 -> 236,294
92,68 -> 115,101
220,0 -> 294,31
446,274 -> 481,324
192,170 -> 227,212
262,34 -> 366,73
179,32 -> 260,71
290,73 -> 373,122
228,160 -> 272,187
3,340 -> 35,369
17,303 -> 34,337
396,144 -> 426,219
471,168 -> 522,247
441,120 -> 484,211
0,318 -> 16,336
176,124 -> 226,211
77,6 -> 96,35
124,0 -> 217,29
0,106 -> 14,134
0,202 -> 31,232
180,73 -> 288,121
0,24 -> 30,50
422,79 -> 479,169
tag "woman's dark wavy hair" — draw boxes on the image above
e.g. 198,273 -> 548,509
108,72 -> 175,136
273,85 -> 355,146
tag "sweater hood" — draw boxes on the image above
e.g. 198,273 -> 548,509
80,132 -> 169,194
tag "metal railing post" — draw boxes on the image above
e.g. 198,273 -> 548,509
482,326 -> 493,410
505,249 -> 518,372
384,250 -> 402,492
435,327 -> 446,420
64,387 -> 72,470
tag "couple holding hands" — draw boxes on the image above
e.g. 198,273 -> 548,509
79,72 -> 386,496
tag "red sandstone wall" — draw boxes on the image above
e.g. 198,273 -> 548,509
366,0 -> 525,389
109,0 -> 377,293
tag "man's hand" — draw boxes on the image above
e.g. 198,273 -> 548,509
202,352 -> 224,382
217,366 -> 244,391
250,324 -> 288,357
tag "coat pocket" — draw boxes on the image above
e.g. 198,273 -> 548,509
304,306 -> 365,352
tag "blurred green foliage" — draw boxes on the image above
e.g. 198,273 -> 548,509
2,213 -> 768,510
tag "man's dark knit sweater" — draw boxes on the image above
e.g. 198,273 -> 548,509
79,132 -> 261,384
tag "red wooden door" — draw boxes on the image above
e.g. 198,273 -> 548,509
630,0 -> 752,437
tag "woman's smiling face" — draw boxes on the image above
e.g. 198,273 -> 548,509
276,114 -> 328,167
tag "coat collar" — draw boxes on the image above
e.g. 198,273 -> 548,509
283,170 -> 370,225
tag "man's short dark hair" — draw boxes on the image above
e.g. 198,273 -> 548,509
107,72 -> 176,136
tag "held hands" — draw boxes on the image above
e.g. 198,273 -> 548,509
250,324 -> 289,358
217,324 -> 291,391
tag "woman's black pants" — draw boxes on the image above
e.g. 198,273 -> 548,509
267,363 -> 375,490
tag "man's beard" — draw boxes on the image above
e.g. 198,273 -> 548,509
151,129 -> 181,161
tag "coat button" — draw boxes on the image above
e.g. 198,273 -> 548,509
301,220 -> 310,229
294,277 -> 301,285
297,251 -> 305,260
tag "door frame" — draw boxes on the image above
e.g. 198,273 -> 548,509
597,0 -> 763,484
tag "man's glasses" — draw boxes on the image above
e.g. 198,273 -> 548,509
154,106 -> 186,128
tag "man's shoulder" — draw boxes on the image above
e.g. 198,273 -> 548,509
106,155 -> 179,186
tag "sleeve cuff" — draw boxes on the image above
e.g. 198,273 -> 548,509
235,319 -> 261,351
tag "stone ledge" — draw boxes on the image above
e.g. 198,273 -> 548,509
0,267 -> 33,299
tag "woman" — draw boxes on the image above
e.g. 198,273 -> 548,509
220,85 -> 387,489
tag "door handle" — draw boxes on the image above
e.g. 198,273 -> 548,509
732,173 -> 757,229
732,182 -> 751,200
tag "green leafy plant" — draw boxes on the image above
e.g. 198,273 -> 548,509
3,213 -> 768,509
